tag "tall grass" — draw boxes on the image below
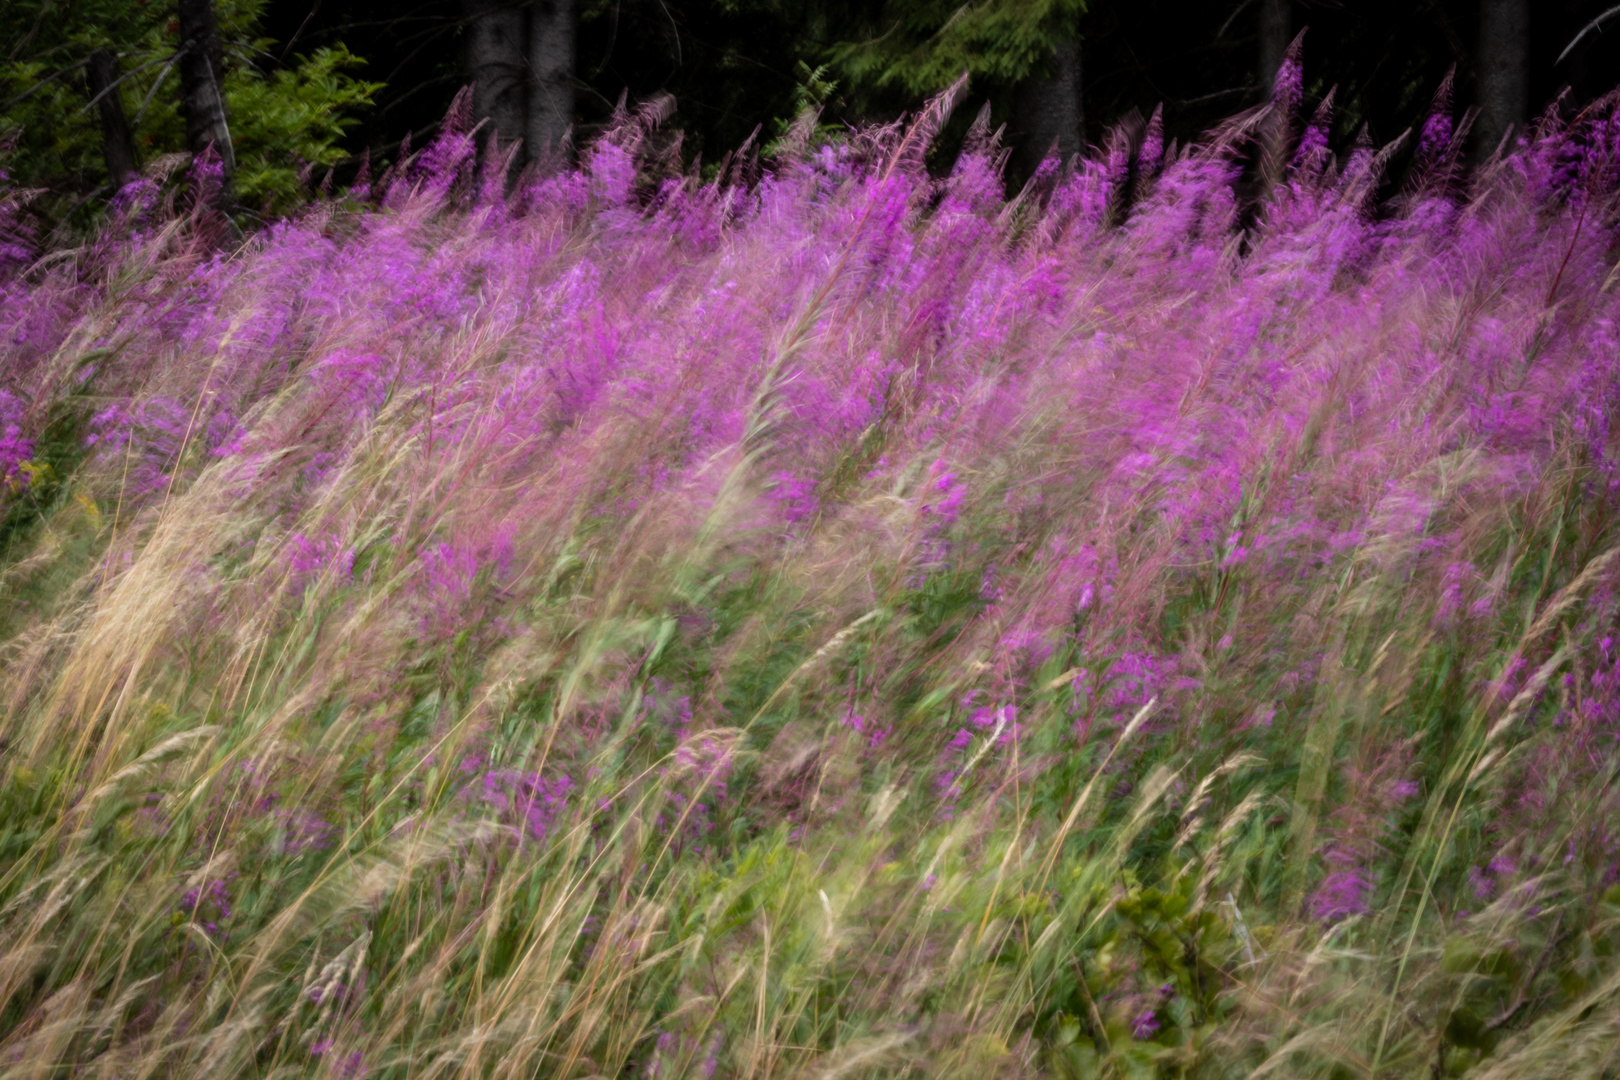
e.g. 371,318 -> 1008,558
1,65 -> 1620,1079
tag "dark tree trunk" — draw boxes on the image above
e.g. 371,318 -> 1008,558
464,0 -> 527,149
177,0 -> 235,179
86,48 -> 138,189
1258,0 -> 1291,96
1476,0 -> 1528,157
1014,40 -> 1082,179
526,0 -> 574,165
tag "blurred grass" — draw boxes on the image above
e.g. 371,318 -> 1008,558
1,88 -> 1620,1080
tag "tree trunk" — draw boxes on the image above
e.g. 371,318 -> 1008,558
1476,0 -> 1528,157
527,0 -> 574,165
1014,40 -> 1082,180
176,0 -> 235,179
464,0 -> 527,149
1258,0 -> 1291,96
1561,0 -> 1591,101
86,48 -> 138,190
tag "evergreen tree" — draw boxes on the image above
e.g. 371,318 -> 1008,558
178,0 -> 238,190
528,0 -> 574,161
84,49 -> 139,189
1477,0 -> 1529,156
464,0 -> 527,152
462,0 -> 576,169
1258,0 -> 1290,95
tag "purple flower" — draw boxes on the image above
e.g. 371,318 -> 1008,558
470,769 -> 574,841
1131,1009 -> 1161,1040
1309,870 -> 1371,923
0,391 -> 33,489
921,459 -> 967,526
287,533 -> 355,590
700,1031 -> 723,1079
309,349 -> 392,411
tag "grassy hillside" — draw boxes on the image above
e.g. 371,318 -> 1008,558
1,71 -> 1619,1079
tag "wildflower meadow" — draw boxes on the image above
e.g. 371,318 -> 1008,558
1,53 -> 1619,1080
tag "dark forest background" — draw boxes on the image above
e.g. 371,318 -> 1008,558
6,0 -> 1620,226
262,0 -> 1620,161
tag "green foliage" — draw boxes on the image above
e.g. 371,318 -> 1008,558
1,0 -> 170,202
830,0 -> 1087,97
0,0 -> 377,221
761,61 -> 845,159
227,45 -> 382,216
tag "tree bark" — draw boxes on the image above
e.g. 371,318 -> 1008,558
1476,0 -> 1528,157
526,0 -> 574,165
85,48 -> 139,189
464,0 -> 527,149
1258,0 -> 1291,96
1014,40 -> 1082,180
176,0 -> 235,179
